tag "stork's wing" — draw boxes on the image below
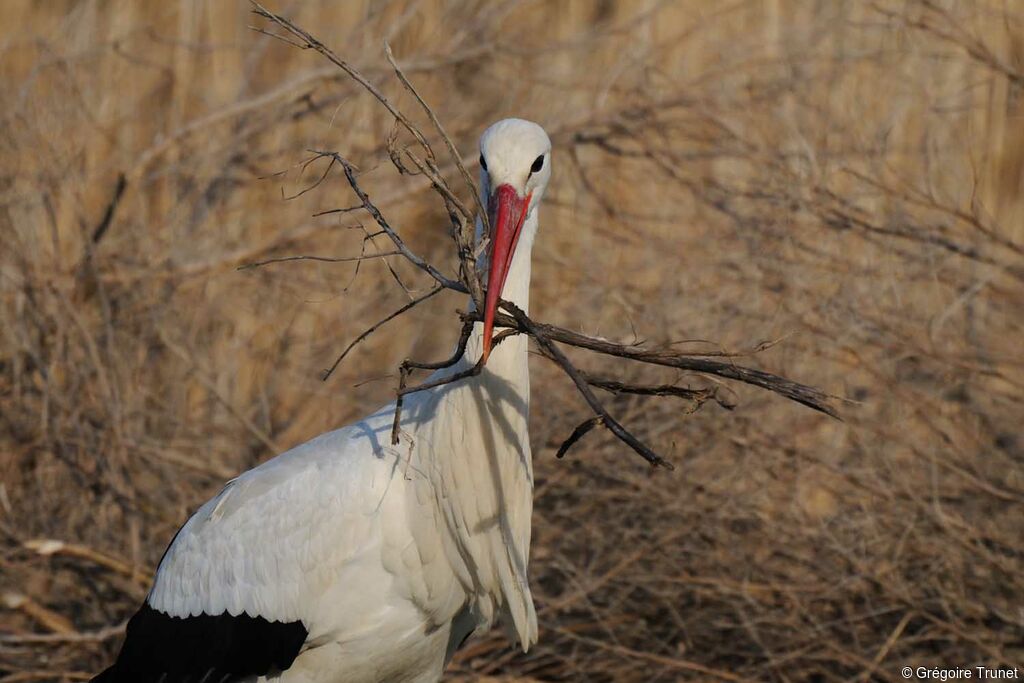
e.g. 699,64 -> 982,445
93,424 -> 406,683
93,604 -> 306,683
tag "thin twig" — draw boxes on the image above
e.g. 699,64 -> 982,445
323,152 -> 467,293
384,42 -> 485,222
251,4 -> 435,152
404,317 -> 475,371
583,373 -> 736,411
238,252 -> 401,270
312,204 -> 363,217
322,285 -> 444,381
383,42 -> 486,307
282,153 -> 337,200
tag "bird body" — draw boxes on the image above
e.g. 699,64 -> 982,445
95,119 -> 552,683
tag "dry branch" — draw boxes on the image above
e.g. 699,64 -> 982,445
487,310 -> 839,419
322,285 -> 444,381
250,6 -> 840,469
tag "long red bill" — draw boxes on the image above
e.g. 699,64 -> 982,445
482,183 -> 531,362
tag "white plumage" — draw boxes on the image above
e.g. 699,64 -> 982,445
95,118 -> 553,683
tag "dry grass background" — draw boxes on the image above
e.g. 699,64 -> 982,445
2,1 -> 1023,681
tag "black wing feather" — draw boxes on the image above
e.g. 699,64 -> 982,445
92,602 -> 307,682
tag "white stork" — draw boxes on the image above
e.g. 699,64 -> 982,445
94,118 -> 552,683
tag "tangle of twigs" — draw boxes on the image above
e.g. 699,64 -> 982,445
247,3 -> 841,468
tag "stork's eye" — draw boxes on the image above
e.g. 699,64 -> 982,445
530,155 -> 545,174
479,154 -> 488,172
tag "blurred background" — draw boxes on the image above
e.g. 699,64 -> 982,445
2,1 -> 1022,681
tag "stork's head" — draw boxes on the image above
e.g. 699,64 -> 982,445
478,118 -> 552,361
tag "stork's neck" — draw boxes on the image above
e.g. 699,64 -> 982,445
409,207 -> 538,650
464,210 -> 537,372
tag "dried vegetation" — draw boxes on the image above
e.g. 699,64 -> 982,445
1,1 -> 1022,681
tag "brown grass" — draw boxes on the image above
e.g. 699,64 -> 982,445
2,1 -> 1023,681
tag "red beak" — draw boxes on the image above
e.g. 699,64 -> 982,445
482,184 -> 531,362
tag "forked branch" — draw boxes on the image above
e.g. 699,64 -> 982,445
250,6 -> 841,469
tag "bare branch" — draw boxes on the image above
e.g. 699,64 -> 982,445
253,5 -> 840,471
238,252 -> 401,270
383,42 -> 485,221
487,309 -> 841,420
312,204 -> 363,217
555,416 -> 604,459
322,286 -> 444,381
315,151 -> 467,294
250,4 -> 435,154
583,374 -> 736,411
503,302 -> 674,468
253,4 -> 484,308
383,42 -> 488,304
405,317 -> 476,372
